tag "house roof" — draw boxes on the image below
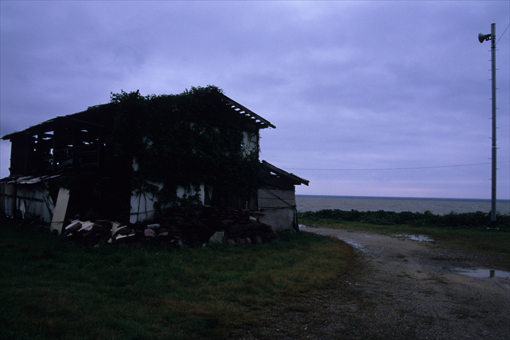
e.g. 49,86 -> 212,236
0,174 -> 62,184
218,94 -> 275,129
1,103 -> 113,140
260,160 -> 309,186
2,92 -> 275,140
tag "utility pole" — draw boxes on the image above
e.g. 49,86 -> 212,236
478,23 -> 497,223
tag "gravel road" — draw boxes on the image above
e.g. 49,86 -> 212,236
239,227 -> 510,340
298,227 -> 510,340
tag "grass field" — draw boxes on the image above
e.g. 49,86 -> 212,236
3,209 -> 507,340
0,219 -> 355,340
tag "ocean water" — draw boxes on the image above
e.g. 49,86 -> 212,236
296,195 -> 510,216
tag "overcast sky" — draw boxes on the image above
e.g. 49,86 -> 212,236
1,1 -> 509,200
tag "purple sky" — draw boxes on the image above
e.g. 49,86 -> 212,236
1,1 -> 509,200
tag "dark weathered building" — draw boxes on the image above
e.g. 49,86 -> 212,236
1,87 -> 308,233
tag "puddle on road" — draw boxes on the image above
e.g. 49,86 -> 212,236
452,268 -> 510,279
396,234 -> 434,242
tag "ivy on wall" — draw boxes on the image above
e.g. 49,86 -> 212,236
100,85 -> 261,213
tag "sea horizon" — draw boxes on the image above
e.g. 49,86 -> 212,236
295,195 -> 510,215
296,194 -> 510,203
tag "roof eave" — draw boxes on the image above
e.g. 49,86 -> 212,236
261,160 -> 309,186
218,94 -> 276,130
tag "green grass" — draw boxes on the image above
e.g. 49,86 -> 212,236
0,219 -> 355,340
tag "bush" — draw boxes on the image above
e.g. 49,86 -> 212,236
298,209 -> 510,230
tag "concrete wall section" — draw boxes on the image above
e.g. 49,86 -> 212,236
258,206 -> 297,231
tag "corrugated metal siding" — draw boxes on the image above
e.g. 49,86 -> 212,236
257,188 -> 297,231
129,185 -> 205,223
0,181 -> 55,222
258,188 -> 295,208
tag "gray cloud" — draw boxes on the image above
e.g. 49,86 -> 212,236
1,1 -> 509,199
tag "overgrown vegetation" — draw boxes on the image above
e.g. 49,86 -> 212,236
59,86 -> 262,221
106,86 -> 260,207
298,209 -> 510,230
0,219 -> 355,340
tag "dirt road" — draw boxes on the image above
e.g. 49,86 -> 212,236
299,227 -> 510,339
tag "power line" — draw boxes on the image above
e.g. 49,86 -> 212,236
496,22 -> 510,45
286,161 -> 510,171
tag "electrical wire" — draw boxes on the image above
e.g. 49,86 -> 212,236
286,161 -> 510,171
493,21 -> 510,206
496,22 -> 510,45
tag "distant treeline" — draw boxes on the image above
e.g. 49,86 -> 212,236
298,209 -> 510,230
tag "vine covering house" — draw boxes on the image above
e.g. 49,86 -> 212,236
0,86 -> 308,234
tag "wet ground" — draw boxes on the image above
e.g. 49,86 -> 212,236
299,226 -> 510,339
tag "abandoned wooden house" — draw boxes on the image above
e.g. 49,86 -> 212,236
0,86 -> 308,234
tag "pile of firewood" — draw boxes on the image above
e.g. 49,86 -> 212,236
61,207 -> 276,247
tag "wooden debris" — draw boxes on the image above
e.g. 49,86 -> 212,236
60,207 -> 276,247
